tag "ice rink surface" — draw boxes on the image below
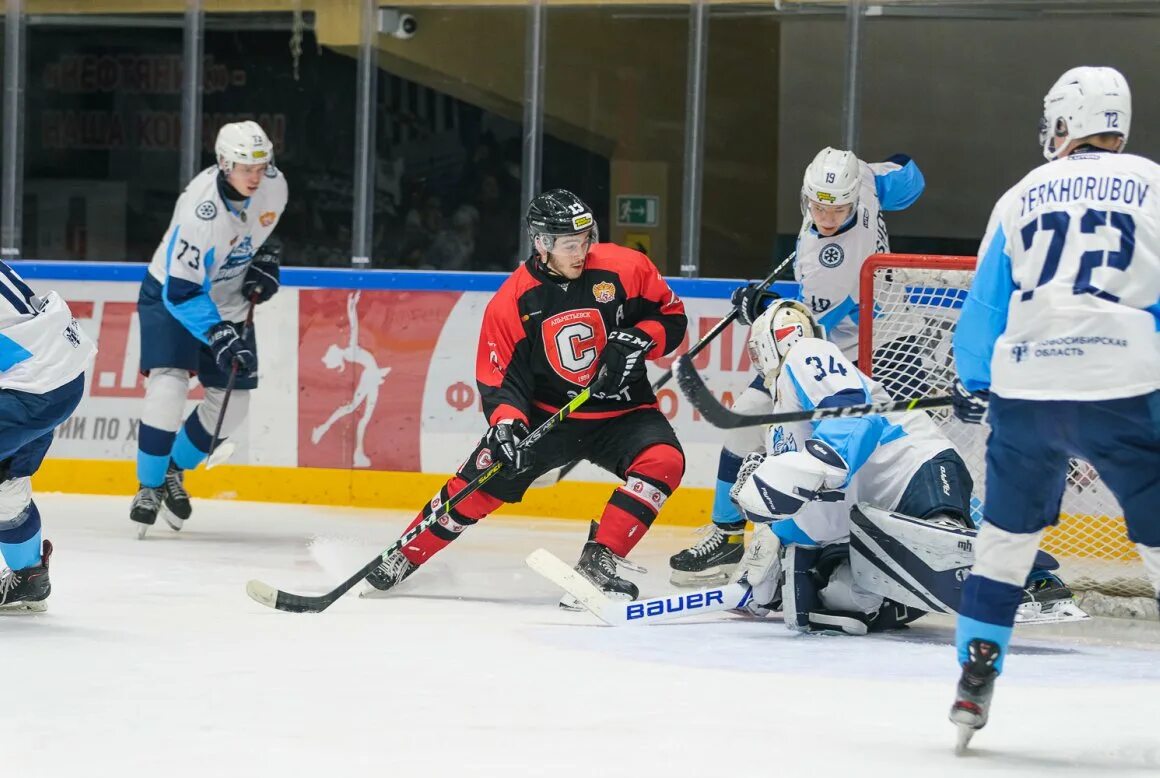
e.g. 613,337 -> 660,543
4,494 -> 1159,778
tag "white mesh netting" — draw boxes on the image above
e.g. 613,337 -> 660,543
859,254 -> 1151,603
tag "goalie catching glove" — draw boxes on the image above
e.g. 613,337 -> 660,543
733,439 -> 849,520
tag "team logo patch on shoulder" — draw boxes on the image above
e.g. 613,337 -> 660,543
475,449 -> 493,471
195,201 -> 217,220
819,243 -> 844,268
592,281 -> 616,304
260,211 -> 276,227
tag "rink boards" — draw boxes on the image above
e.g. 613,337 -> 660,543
15,261 -> 785,524
12,261 -> 1138,570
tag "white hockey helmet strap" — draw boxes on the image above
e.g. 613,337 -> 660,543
800,147 -> 860,215
748,300 -> 822,385
1040,66 -> 1131,161
216,120 -> 275,172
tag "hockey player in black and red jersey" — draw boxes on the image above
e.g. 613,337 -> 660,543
365,189 -> 688,600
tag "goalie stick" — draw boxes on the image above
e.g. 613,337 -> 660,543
674,354 -> 953,429
530,540 -> 1082,629
539,251 -> 797,486
246,388 -> 594,614
526,548 -> 753,625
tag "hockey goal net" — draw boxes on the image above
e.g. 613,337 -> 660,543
859,254 -> 1152,610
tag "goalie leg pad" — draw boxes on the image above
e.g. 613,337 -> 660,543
818,554 -> 886,616
783,544 -> 821,632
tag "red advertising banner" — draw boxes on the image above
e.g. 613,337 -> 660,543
298,289 -> 461,471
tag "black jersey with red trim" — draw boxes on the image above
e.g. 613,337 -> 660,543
476,243 -> 687,425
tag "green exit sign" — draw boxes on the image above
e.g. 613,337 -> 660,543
616,195 -> 659,227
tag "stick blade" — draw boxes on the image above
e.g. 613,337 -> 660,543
246,579 -> 281,609
525,548 -> 621,625
205,441 -> 237,470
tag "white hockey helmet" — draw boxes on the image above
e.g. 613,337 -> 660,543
800,147 -> 861,215
1039,66 -> 1131,161
748,299 -> 823,386
215,120 -> 275,172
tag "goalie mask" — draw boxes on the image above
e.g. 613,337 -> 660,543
526,189 -> 598,257
215,120 -> 274,172
748,300 -> 824,386
1039,66 -> 1131,161
800,147 -> 860,220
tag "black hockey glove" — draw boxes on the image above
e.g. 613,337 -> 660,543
242,245 -> 281,304
730,282 -> 780,325
484,419 -> 534,477
590,327 -> 653,397
951,378 -> 989,425
206,321 -> 256,374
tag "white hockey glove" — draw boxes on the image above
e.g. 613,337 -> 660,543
728,451 -> 767,504
733,439 -> 848,521
730,522 -> 783,617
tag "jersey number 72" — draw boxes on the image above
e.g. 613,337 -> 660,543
1019,208 -> 1135,303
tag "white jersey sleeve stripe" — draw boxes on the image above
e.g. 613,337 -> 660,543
0,332 -> 33,371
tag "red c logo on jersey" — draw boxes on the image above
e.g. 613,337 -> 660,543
542,308 -> 608,386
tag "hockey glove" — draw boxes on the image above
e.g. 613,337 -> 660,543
730,282 -> 780,326
241,245 -> 281,304
206,321 -> 256,374
951,378 -> 989,425
484,419 -> 534,477
590,328 -> 653,397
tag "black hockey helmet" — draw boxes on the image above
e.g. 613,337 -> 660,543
526,189 -> 599,253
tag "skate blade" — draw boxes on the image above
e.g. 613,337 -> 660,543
0,599 -> 48,614
953,723 -> 977,756
1015,599 -> 1089,624
135,522 -> 149,540
558,593 -> 582,611
669,568 -> 733,588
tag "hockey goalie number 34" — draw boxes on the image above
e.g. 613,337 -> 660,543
542,308 -> 608,386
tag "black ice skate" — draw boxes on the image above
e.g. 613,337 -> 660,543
364,551 -> 418,593
162,463 -> 192,531
949,639 -> 1001,755
130,484 -> 165,539
572,541 -> 639,602
0,540 -> 53,613
669,522 -> 745,587
1017,570 -> 1086,623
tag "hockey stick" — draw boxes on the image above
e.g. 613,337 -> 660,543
674,354 -> 953,429
537,252 -> 796,486
526,548 -> 753,625
205,296 -> 257,470
246,387 -> 594,614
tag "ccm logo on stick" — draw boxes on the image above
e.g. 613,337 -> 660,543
626,590 -> 724,620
